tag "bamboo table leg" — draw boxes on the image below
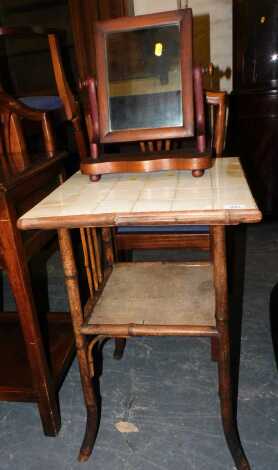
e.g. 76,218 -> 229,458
211,225 -> 250,470
58,228 -> 99,462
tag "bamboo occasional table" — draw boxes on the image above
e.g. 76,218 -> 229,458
18,157 -> 261,469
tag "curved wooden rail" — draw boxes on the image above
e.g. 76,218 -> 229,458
81,152 -> 212,179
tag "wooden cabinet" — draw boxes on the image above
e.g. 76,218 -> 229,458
69,0 -> 134,81
228,0 -> 278,216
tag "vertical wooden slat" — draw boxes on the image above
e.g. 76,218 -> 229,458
91,228 -> 103,283
139,141 -> 146,153
86,227 -> 99,290
102,228 -> 114,267
80,228 -> 95,298
42,114 -> 55,158
165,139 -> 171,151
156,140 -> 162,152
147,141 -> 154,152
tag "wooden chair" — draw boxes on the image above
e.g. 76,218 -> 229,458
0,77 -> 76,434
0,26 -> 88,163
114,90 -> 227,258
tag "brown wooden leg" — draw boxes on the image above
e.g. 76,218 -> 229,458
211,226 -> 250,470
0,270 -> 3,311
211,337 -> 219,362
227,225 -> 247,418
1,203 -> 60,436
114,338 -> 126,360
58,228 -> 99,461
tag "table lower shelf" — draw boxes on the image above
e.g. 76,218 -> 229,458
82,262 -> 217,337
0,312 -> 75,402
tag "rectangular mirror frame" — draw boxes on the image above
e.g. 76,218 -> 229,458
94,9 -> 194,144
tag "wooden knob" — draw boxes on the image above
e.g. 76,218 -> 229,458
202,63 -> 214,76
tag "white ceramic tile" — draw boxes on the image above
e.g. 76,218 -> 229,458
178,169 -> 212,189
175,188 -> 214,199
104,188 -> 139,201
140,188 -> 176,200
94,200 -> 134,214
144,177 -> 177,190
172,198 -> 214,211
112,180 -> 146,191
133,199 -> 172,213
79,187 -> 111,203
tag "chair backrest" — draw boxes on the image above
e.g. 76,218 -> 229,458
138,91 -> 226,157
0,90 -> 56,178
0,26 -> 88,163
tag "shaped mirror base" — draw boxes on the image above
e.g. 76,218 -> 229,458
81,151 -> 212,180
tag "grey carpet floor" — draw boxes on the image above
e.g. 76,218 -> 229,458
0,222 -> 278,470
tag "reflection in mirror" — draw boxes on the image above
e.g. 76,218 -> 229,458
106,24 -> 182,131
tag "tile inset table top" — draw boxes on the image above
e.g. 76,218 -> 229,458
18,157 -> 262,230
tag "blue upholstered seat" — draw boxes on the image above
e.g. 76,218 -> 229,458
19,96 -> 66,129
19,95 -> 63,111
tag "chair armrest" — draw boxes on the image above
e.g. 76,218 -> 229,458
0,90 -> 57,158
0,151 -> 67,192
0,26 -> 61,39
0,91 -> 48,121
205,91 -> 227,156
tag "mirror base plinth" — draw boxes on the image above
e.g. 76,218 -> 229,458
81,151 -> 213,180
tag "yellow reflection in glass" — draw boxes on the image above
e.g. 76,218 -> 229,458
154,42 -> 163,57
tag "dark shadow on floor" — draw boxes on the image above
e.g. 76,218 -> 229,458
269,282 -> 278,370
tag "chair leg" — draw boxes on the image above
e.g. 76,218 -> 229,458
0,271 -> 4,311
113,338 -> 126,360
211,337 -> 219,362
1,209 -> 61,436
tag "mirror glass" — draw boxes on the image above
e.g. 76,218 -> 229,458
106,24 -> 182,131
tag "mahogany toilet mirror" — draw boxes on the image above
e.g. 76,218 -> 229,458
80,9 -> 212,180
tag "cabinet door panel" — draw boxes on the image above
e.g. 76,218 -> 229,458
69,0 -> 134,79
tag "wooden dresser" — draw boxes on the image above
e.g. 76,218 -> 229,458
228,0 -> 278,216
